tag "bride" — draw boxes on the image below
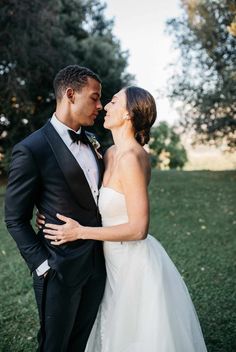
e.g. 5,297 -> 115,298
43,86 -> 207,352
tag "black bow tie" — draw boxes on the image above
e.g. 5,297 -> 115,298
68,129 -> 89,145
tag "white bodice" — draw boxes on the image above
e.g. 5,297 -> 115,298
98,186 -> 129,227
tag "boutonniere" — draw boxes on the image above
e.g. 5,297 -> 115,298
87,134 -> 103,159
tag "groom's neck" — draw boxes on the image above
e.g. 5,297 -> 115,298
54,109 -> 81,132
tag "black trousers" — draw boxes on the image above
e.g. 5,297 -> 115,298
33,266 -> 106,352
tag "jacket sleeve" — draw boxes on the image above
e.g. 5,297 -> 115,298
4,143 -> 49,272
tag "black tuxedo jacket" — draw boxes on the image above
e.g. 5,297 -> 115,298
5,121 -> 105,285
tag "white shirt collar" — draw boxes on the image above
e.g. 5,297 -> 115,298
50,113 -> 82,147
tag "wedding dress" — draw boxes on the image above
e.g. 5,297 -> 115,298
85,186 -> 207,352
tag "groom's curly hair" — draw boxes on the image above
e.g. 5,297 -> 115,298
53,65 -> 101,101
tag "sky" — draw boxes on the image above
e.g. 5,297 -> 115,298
104,0 -> 182,125
104,0 -> 236,170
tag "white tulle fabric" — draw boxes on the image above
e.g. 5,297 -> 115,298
85,186 -> 207,352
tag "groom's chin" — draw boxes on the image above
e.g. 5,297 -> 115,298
86,122 -> 95,126
83,120 -> 95,127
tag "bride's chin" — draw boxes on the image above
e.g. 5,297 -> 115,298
103,121 -> 111,130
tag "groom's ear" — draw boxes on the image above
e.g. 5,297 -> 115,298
66,88 -> 75,103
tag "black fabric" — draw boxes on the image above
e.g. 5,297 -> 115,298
43,123 -> 99,212
68,129 -> 89,145
5,120 -> 106,351
33,262 -> 105,352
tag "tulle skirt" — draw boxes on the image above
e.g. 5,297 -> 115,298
85,235 -> 207,352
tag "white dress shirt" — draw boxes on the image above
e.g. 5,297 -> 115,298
36,114 -> 99,276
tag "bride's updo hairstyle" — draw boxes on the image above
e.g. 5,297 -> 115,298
125,86 -> 157,146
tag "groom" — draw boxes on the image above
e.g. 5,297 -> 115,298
5,65 -> 106,352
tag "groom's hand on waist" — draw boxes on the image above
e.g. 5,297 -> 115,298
35,210 -> 45,229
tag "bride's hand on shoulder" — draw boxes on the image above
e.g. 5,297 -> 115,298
43,214 -> 82,245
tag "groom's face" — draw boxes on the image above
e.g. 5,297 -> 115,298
70,77 -> 102,127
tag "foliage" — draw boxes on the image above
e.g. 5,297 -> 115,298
1,170 -> 236,351
166,0 -> 236,151
149,122 -> 187,169
0,0 -> 133,174
149,170 -> 236,352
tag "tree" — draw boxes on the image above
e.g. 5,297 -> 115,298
0,0 -> 133,174
166,0 -> 236,151
149,122 -> 188,169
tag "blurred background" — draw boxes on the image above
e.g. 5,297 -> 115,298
0,1 -> 235,351
0,0 -> 236,174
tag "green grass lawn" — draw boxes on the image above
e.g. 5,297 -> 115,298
0,170 -> 236,351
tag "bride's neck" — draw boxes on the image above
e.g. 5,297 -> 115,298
111,126 -> 136,150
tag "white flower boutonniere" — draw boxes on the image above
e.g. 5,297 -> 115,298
87,134 -> 103,159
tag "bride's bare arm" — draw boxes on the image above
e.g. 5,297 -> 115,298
43,151 -> 150,244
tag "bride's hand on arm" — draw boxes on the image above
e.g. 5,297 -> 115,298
43,214 -> 82,245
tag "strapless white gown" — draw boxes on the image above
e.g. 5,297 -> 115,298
85,186 -> 207,352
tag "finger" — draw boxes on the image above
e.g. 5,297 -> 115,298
37,218 -> 45,225
43,229 -> 59,236
44,234 -> 60,241
50,240 -> 65,246
56,213 -> 68,222
38,214 -> 45,220
36,209 -> 45,219
44,223 -> 60,230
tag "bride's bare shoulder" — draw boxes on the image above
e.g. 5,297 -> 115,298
104,145 -> 116,166
119,145 -> 151,177
122,145 -> 149,162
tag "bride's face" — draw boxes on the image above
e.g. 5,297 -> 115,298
104,89 -> 129,130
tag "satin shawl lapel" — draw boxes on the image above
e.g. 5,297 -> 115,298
42,122 -> 97,209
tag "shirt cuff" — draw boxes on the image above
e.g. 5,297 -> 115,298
36,260 -> 50,276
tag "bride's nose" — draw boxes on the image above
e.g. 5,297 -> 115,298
104,103 -> 109,111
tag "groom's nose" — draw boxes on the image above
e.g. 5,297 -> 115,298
96,100 -> 103,111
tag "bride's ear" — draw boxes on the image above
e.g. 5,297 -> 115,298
123,113 -> 130,120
